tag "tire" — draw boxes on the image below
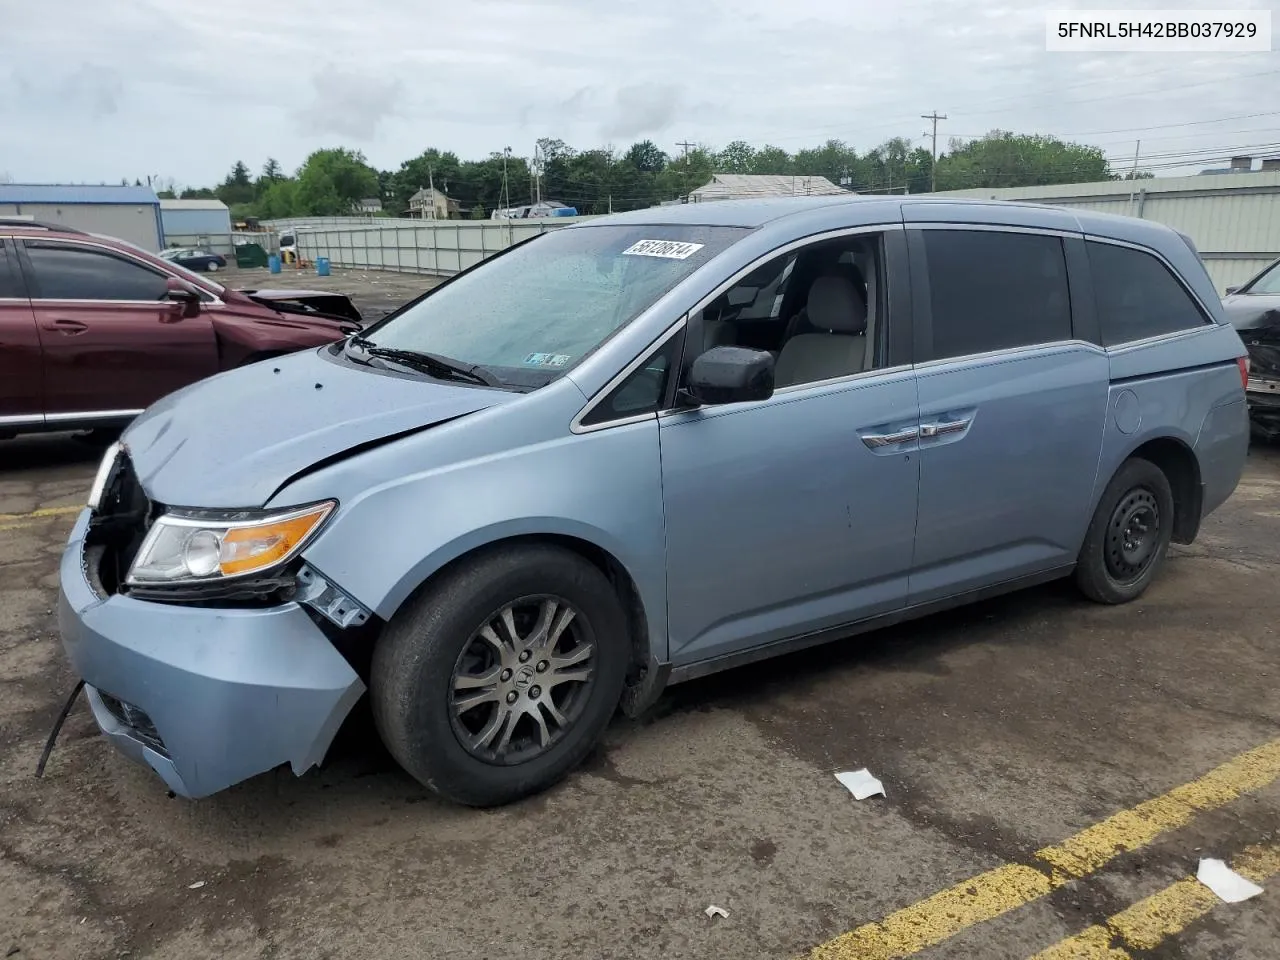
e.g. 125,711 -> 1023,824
206,261 -> 219,272
1075,457 -> 1174,604
371,544 -> 628,806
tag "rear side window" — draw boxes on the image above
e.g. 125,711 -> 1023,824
1086,240 -> 1209,346
923,230 -> 1072,360
23,243 -> 169,302
0,242 -> 25,298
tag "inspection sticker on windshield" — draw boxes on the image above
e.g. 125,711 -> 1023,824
524,352 -> 571,367
621,239 -> 705,260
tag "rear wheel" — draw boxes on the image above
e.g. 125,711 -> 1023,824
1075,457 -> 1174,604
206,261 -> 219,272
371,544 -> 628,806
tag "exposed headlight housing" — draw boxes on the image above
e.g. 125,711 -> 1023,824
87,441 -> 122,512
126,501 -> 335,585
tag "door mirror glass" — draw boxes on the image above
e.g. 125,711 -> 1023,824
165,277 -> 202,318
682,346 -> 774,405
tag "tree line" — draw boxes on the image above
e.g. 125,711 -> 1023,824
158,131 -> 1146,221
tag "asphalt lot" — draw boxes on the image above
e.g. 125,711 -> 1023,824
221,263 -> 440,324
2,271 -> 1279,959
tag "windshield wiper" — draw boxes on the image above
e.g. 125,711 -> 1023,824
352,340 -> 500,387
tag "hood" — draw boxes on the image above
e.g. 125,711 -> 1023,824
231,287 -> 363,325
1222,293 -> 1280,379
123,347 -> 514,508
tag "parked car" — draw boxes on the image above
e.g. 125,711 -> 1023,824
1221,256 -> 1280,439
58,197 -> 1248,807
159,247 -> 227,272
0,220 -> 362,439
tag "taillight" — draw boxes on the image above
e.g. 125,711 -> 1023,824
1238,356 -> 1250,389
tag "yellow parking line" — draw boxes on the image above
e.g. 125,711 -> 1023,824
1029,841 -> 1280,959
807,739 -> 1280,960
0,504 -> 81,531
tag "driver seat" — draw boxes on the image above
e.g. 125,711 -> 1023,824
773,272 -> 868,388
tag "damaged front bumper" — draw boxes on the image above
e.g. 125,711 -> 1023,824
1246,377 -> 1280,439
57,509 -> 365,798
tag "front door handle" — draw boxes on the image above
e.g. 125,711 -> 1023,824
42,318 -> 89,335
919,418 -> 970,439
861,427 -> 919,448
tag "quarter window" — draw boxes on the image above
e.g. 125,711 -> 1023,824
1086,240 -> 1208,346
580,332 -> 681,427
23,244 -> 170,302
923,230 -> 1072,360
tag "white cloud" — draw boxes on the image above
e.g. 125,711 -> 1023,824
2,0 -> 1277,185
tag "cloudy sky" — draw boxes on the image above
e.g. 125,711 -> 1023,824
2,0 -> 1277,189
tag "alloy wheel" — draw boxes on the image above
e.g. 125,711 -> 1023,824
449,596 -> 596,765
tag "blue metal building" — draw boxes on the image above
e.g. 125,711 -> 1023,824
0,184 -> 164,251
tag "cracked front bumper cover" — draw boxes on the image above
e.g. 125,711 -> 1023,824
57,509 -> 365,798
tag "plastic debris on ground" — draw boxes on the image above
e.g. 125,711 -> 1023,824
835,768 -> 885,800
1197,859 -> 1264,903
187,881 -> 206,890
704,905 -> 730,920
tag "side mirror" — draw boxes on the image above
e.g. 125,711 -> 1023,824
165,277 -> 201,318
680,346 -> 774,406
1225,286 -> 1240,296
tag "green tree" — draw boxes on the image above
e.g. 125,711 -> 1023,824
716,140 -> 756,173
623,140 -> 666,174
257,178 -> 300,219
470,203 -> 486,219
295,148 -> 379,215
934,131 -> 1112,190
178,186 -> 216,200
156,189 -> 176,199
749,145 -> 792,175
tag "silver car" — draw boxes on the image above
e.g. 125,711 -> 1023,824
58,196 -> 1249,806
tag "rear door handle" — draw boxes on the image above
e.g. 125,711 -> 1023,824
861,427 -> 919,448
919,418 -> 970,439
43,318 -> 89,335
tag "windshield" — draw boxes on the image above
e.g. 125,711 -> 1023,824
355,224 -> 748,389
1244,260 -> 1280,295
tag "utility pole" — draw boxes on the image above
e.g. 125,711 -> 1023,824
1127,140 -> 1141,213
501,147 -> 511,215
427,165 -> 435,219
676,140 -> 694,162
921,111 -> 947,192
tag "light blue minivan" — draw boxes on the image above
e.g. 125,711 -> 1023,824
58,196 -> 1250,806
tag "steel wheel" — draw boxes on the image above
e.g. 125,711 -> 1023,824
1104,487 -> 1160,584
449,595 -> 596,766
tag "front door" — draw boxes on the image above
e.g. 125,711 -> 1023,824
20,240 -> 218,417
660,228 -> 920,666
904,224 -> 1108,604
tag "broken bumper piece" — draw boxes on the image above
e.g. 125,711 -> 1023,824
56,509 -> 365,798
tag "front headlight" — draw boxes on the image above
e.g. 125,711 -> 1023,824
126,501 -> 335,585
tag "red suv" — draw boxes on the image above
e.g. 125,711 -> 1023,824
0,221 -> 362,439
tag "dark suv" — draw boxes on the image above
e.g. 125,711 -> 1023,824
0,221 -> 361,439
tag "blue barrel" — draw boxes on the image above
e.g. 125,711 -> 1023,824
316,256 -> 331,277
268,254 -> 281,274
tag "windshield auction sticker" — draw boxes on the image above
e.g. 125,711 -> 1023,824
621,240 -> 706,260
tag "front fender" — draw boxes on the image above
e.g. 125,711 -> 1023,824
291,412 -> 670,661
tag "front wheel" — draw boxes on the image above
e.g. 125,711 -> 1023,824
1075,457 -> 1174,604
371,545 -> 628,806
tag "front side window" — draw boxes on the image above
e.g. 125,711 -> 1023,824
23,243 -> 170,302
356,225 -> 747,390
923,230 -> 1072,361
580,332 -> 681,426
1087,240 -> 1209,346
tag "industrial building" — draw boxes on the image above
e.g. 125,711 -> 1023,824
934,167 -> 1280,292
159,198 -> 232,251
0,183 -> 163,250
689,173 -> 848,202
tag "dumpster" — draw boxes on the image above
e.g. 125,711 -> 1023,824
268,254 -> 281,274
316,256 -> 331,277
234,242 -> 269,269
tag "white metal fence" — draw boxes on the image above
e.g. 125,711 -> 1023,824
293,218 -> 590,276
163,232 -> 280,257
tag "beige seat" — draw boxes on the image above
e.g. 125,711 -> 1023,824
773,273 -> 868,388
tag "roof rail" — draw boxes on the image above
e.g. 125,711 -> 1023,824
0,218 -> 87,235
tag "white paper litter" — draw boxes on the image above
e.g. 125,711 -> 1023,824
835,769 -> 885,800
704,905 -> 730,920
187,881 -> 206,890
1197,859 -> 1263,903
